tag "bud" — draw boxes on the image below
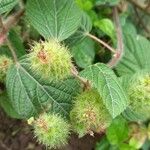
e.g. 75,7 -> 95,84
70,89 -> 112,137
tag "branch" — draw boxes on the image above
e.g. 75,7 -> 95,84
107,7 -> 124,68
86,33 -> 116,53
4,9 -> 24,30
127,0 -> 150,14
0,9 -> 24,45
0,16 -> 7,44
6,38 -> 18,63
0,16 -> 18,63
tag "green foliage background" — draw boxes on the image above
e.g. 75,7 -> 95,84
0,0 -> 150,149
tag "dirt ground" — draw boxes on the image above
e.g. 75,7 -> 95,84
0,110 -> 102,150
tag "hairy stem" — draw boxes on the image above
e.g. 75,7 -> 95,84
107,7 -> 124,68
71,66 -> 91,90
4,9 -> 24,32
0,16 -> 4,30
86,33 -> 116,53
0,9 -> 24,45
0,16 -> 18,63
6,38 -> 18,63
0,16 -> 7,44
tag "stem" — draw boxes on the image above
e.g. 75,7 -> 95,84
71,66 -> 91,90
86,33 -> 116,53
6,38 -> 18,63
0,16 -> 4,29
107,7 -> 124,68
0,15 -> 6,35
0,16 -> 7,44
4,9 -> 24,31
0,16 -> 18,63
0,9 -> 24,45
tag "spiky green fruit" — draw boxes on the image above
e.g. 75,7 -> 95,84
0,55 -> 12,82
29,40 -> 72,80
128,123 -> 147,149
33,113 -> 70,149
128,72 -> 150,121
70,89 -> 112,137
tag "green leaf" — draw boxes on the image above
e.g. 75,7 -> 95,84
0,92 -> 20,118
6,57 -> 80,119
80,63 -> 128,118
0,29 -> 26,58
71,37 -> 95,68
66,12 -> 92,46
0,0 -> 18,14
94,18 -> 115,40
119,75 -> 132,91
123,106 -> 145,122
8,29 -> 26,58
106,116 -> 129,145
115,34 -> 150,76
0,46 -> 12,57
122,21 -> 137,36
26,0 -> 81,41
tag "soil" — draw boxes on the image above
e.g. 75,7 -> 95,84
0,110 -> 102,150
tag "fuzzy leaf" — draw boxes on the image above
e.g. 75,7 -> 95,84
71,37 -> 95,68
66,12 -> 92,46
0,29 -> 26,58
0,92 -> 20,118
6,58 -> 80,119
123,107 -> 144,122
26,0 -> 81,41
0,46 -> 12,57
0,0 -> 18,14
115,34 -> 150,76
8,29 -> 26,57
80,63 -> 128,118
